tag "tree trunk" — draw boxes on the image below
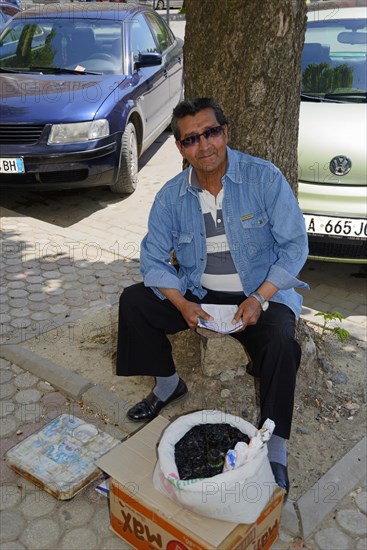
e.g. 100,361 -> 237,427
183,0 -> 307,194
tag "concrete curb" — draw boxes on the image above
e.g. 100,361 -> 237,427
0,343 -> 139,432
296,435 -> 367,539
0,344 -> 94,399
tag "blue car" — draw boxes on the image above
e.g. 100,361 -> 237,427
0,3 -> 183,193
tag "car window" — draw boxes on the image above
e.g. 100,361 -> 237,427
145,11 -> 174,52
0,21 -> 21,46
131,14 -> 158,63
302,16 -> 367,100
0,11 -> 6,27
0,18 -> 123,74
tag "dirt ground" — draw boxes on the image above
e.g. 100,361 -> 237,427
24,306 -> 367,501
284,324 -> 366,500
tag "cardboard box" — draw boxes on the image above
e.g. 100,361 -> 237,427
97,416 -> 283,550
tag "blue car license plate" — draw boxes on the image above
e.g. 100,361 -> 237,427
0,158 -> 25,174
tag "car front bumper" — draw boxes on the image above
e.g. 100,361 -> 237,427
299,180 -> 367,263
0,139 -> 120,190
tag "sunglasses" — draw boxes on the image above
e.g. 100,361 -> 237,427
178,125 -> 224,148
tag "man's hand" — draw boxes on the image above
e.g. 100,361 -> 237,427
232,297 -> 262,331
179,301 -> 213,329
157,287 -> 213,329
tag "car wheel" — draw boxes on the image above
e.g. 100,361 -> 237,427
110,122 -> 138,194
156,0 -> 164,9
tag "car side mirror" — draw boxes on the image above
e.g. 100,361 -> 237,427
135,52 -> 162,70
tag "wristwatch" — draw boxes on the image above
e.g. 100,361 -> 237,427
249,292 -> 269,312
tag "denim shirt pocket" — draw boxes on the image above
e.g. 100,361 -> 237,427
240,210 -> 269,230
172,231 -> 195,267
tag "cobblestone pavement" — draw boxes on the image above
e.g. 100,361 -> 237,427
0,211 -> 143,346
1,355 -> 366,550
0,357 -> 132,550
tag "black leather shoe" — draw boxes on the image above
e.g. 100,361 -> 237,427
127,378 -> 188,421
270,461 -> 290,499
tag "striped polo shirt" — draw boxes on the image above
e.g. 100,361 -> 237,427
190,169 -> 243,293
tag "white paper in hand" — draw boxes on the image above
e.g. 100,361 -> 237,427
198,304 -> 243,334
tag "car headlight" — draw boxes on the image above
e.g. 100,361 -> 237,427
48,120 -> 110,144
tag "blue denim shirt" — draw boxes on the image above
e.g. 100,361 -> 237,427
140,147 -> 309,318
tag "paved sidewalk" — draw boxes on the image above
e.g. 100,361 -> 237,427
0,207 -> 143,346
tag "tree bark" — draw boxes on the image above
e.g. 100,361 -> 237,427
183,0 -> 307,194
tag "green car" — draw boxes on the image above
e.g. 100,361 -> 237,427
298,2 -> 367,263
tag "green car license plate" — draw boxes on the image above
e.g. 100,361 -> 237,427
0,158 -> 25,174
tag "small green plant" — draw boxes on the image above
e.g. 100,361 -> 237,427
315,311 -> 351,344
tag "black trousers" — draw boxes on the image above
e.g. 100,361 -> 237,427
116,283 -> 301,439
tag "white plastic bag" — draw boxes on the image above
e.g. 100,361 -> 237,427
153,410 -> 276,523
